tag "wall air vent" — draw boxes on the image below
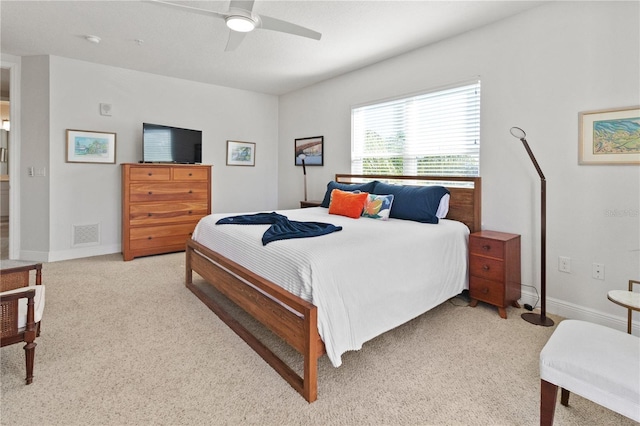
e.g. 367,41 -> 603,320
72,223 -> 100,247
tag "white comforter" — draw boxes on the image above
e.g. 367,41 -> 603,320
192,207 -> 469,367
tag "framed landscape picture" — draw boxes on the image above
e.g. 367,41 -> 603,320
295,136 -> 323,166
579,106 -> 640,164
66,129 -> 116,164
226,140 -> 256,166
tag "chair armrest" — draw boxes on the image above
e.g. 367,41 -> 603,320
630,280 -> 640,292
0,287 -> 36,302
1,285 -> 45,327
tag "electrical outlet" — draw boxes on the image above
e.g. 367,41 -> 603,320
592,263 -> 605,280
558,256 -> 571,273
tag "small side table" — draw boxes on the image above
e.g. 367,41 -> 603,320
300,200 -> 322,208
607,279 -> 640,334
607,280 -> 640,334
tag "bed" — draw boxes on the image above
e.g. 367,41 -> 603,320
185,174 -> 481,402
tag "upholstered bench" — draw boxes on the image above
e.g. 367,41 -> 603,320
539,319 -> 640,425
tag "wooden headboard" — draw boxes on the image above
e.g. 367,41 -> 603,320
335,174 -> 482,233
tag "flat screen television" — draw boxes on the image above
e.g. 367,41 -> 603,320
142,123 -> 202,164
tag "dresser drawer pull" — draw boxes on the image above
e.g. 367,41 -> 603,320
147,236 -> 153,240
188,211 -> 192,214
148,213 -> 152,217
482,264 -> 490,271
148,191 -> 153,195
148,173 -> 152,176
189,173 -> 193,176
481,287 -> 489,294
482,245 -> 491,251
188,190 -> 193,194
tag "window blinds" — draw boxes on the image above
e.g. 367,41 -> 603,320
351,81 -> 480,176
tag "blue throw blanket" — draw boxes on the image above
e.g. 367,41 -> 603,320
216,212 -> 342,245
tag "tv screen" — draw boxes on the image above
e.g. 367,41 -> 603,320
142,123 -> 202,164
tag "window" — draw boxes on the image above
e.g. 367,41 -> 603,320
351,81 -> 480,176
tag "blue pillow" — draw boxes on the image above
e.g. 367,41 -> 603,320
320,180 -> 377,208
372,182 -> 450,224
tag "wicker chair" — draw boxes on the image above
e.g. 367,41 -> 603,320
0,262 -> 45,384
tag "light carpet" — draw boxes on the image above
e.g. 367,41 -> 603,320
1,252 -> 636,426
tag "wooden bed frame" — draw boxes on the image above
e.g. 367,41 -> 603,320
185,174 -> 481,403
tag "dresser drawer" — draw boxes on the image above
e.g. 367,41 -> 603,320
173,167 -> 209,181
129,202 -> 209,226
469,236 -> 505,259
469,254 -> 504,282
129,167 -> 171,181
129,222 -> 198,250
129,182 -> 209,202
469,276 -> 505,306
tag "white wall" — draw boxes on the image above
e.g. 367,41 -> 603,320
278,1 -> 640,328
21,55 -> 279,261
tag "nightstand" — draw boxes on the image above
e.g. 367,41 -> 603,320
468,230 -> 521,319
300,200 -> 322,208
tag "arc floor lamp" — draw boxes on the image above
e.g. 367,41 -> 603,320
510,127 -> 554,327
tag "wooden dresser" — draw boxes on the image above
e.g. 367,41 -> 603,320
121,163 -> 211,261
468,230 -> 521,319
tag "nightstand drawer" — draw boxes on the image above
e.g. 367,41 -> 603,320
469,276 -> 505,306
469,237 -> 505,259
469,254 -> 504,282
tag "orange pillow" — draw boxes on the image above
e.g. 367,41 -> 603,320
328,189 -> 369,219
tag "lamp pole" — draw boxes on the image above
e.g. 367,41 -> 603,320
299,154 -> 307,201
510,127 -> 554,327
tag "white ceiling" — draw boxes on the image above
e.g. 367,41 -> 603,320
1,1 -> 545,95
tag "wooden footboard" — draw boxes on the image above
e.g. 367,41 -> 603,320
185,239 -> 324,403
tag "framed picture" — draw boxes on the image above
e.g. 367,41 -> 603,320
579,106 -> 640,165
66,129 -> 116,164
226,140 -> 256,166
295,136 -> 323,166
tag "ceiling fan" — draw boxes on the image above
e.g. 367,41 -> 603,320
147,0 -> 322,51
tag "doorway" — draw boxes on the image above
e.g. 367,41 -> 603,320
1,67 -> 10,259
1,58 -> 20,261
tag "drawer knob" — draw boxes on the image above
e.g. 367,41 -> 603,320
188,190 -> 193,194
482,264 -> 490,271
481,287 -> 489,294
188,211 -> 192,214
482,245 -> 491,251
147,236 -> 152,240
188,173 -> 193,176
148,213 -> 152,217
148,173 -> 152,176
148,191 -> 153,195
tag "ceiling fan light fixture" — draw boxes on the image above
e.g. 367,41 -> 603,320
226,15 -> 255,32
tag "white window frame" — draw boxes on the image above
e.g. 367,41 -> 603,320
351,80 -> 481,177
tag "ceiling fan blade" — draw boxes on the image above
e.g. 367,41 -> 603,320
258,15 -> 321,40
145,0 -> 227,19
229,0 -> 255,13
225,31 -> 247,51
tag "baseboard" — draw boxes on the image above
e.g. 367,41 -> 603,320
520,288 -> 637,336
47,244 -> 122,262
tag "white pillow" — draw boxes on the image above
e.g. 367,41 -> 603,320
436,193 -> 450,219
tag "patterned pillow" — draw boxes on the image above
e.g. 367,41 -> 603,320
328,189 -> 369,219
362,193 -> 394,220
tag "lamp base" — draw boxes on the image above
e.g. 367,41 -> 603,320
521,312 -> 555,327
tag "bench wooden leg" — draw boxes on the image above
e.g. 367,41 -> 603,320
24,341 -> 36,385
540,379 -> 558,426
